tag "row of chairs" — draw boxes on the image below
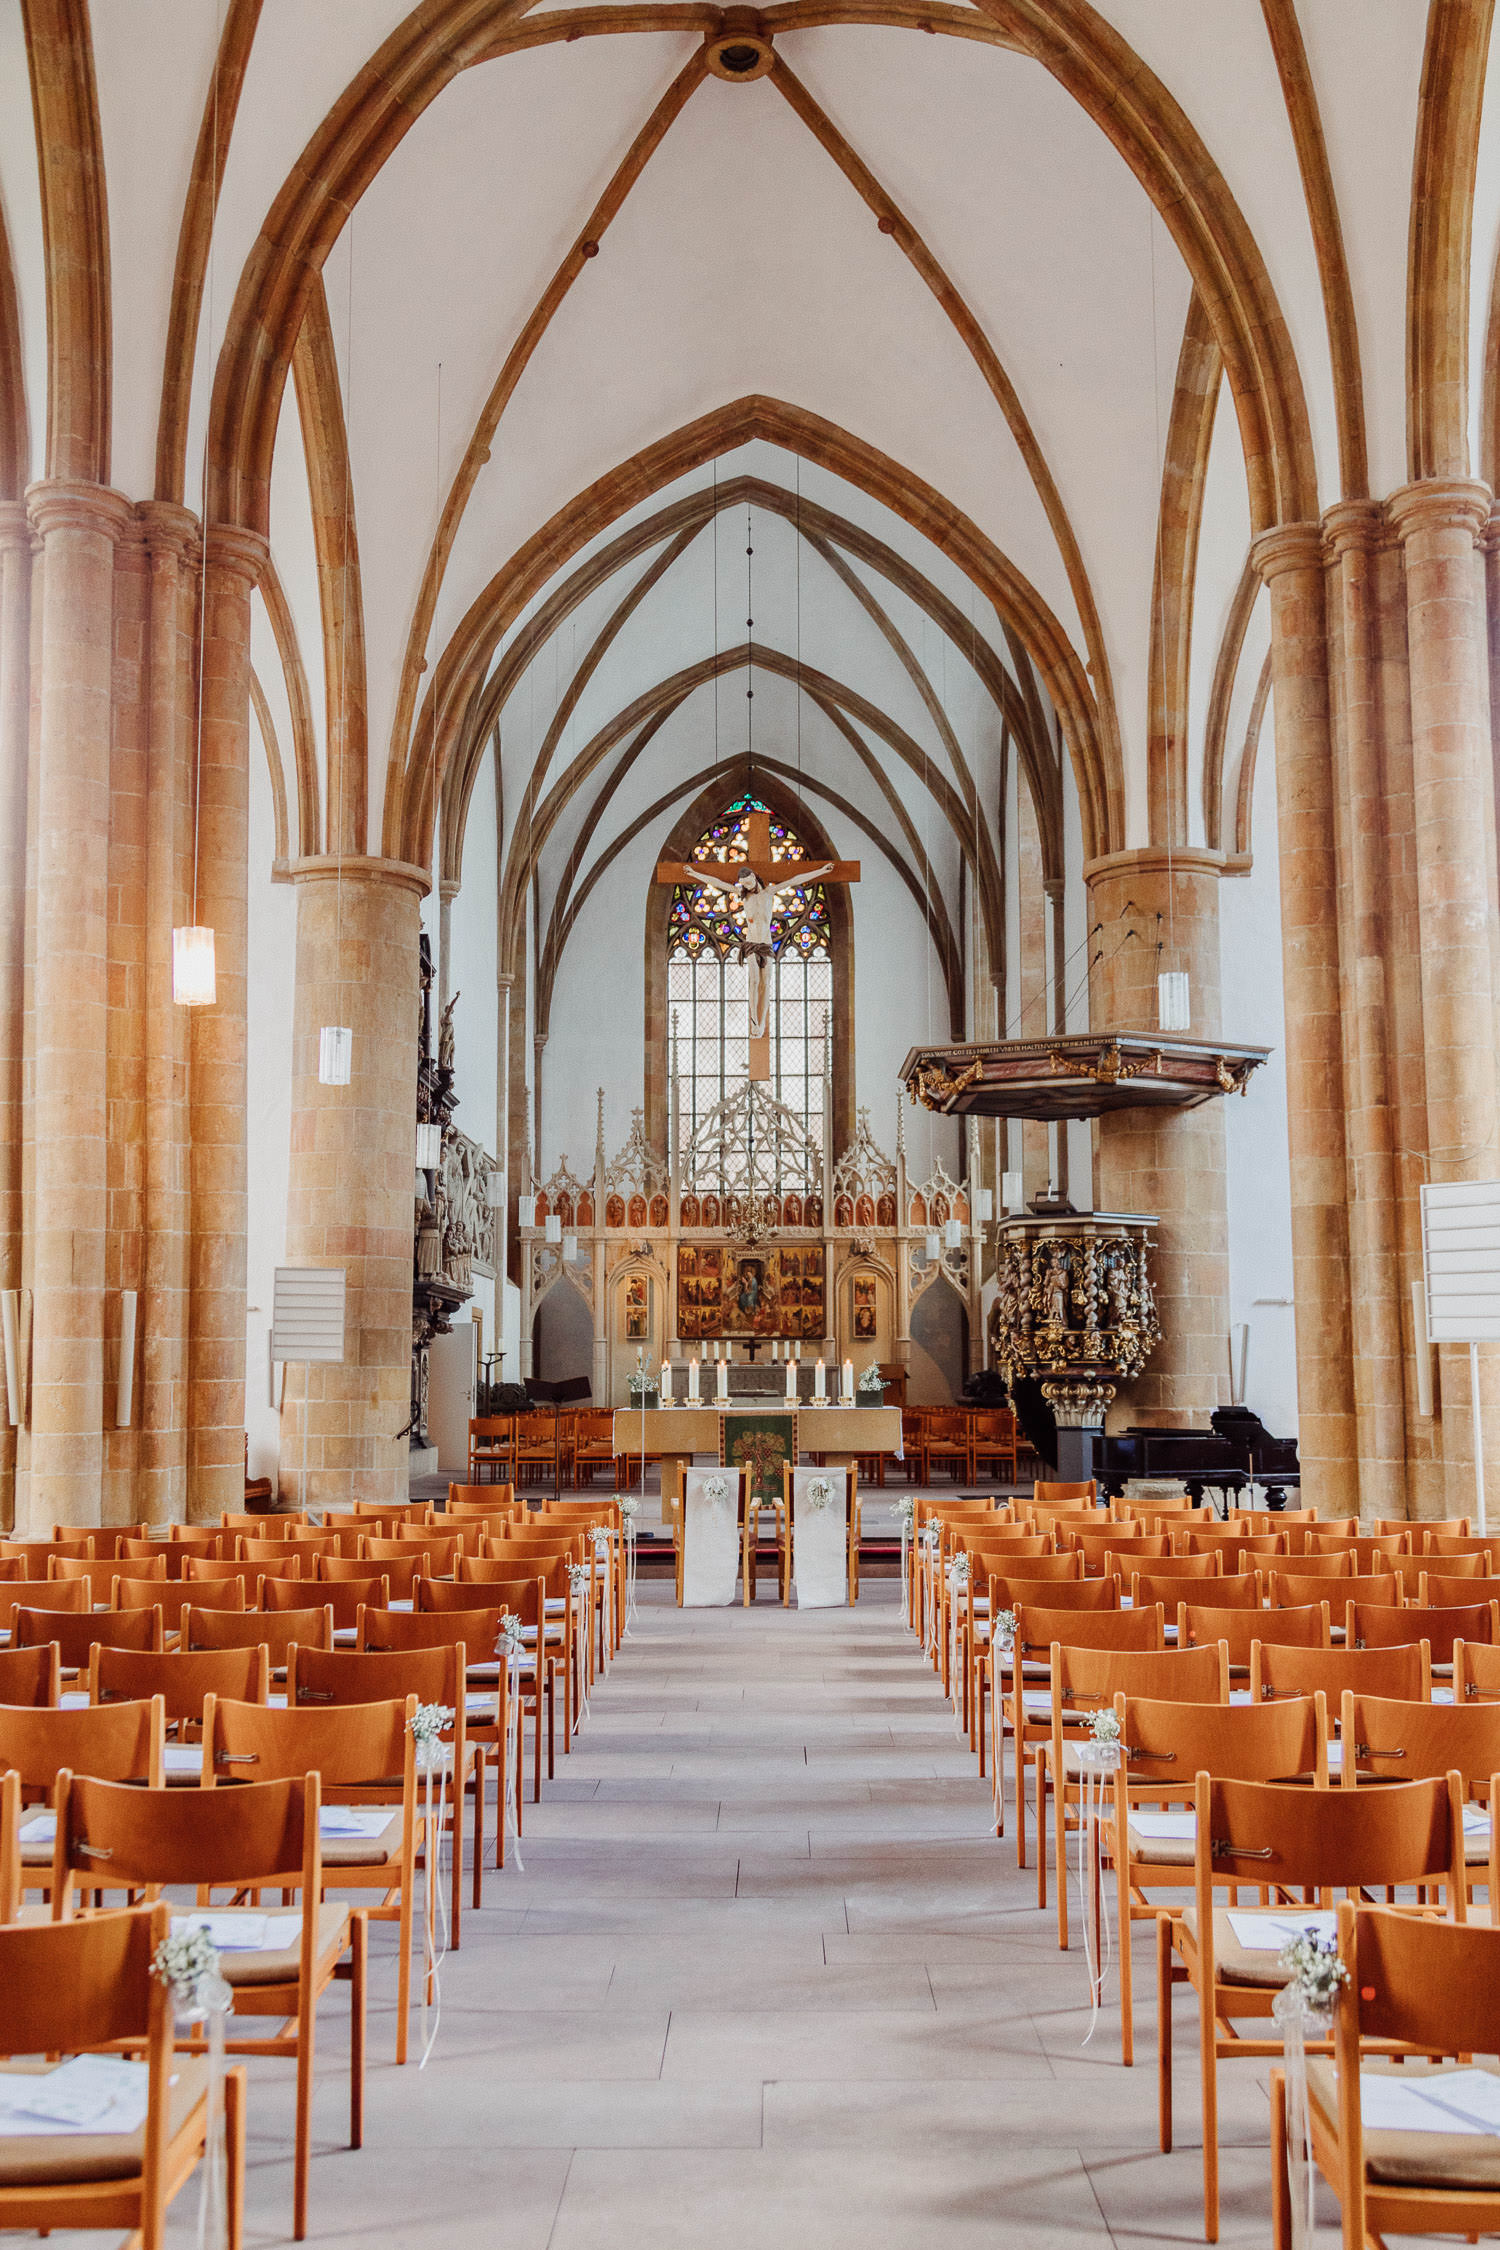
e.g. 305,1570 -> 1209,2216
467,1412 -> 618,1486
906,1486 -> 1500,2242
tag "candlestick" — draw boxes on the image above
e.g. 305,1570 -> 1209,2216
814,1357 -> 826,1402
688,1356 -> 700,1403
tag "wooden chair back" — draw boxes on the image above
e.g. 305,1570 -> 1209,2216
457,1554 -> 569,1596
1054,1640 -> 1228,1718
1455,1637 -> 1500,1702
183,1553 -> 260,1583
1271,1568 -> 1399,1609
1031,1480 -> 1098,1505
115,1536 -> 190,1577
1013,1602 -> 1163,1661
1121,1550 -> 1221,1580
288,1641 -> 461,1714
1121,1690 -> 1325,1784
54,1555 -> 166,1602
91,1642 -> 270,1721
447,1483 -> 518,1515
1251,1636 -> 1430,1705
359,1531 -> 444,1562
347,1498 -> 432,1521
1073,1529 -> 1170,1572
0,1695 -> 165,1793
1424,1532 -> 1500,1566
263,1572 -> 388,1628
1198,1769 -> 1463,1901
1341,1688 -> 1500,1789
1351,1599 -> 1499,1664
416,1575 -> 536,1615
316,1552 -> 399,1581
990,1573 -> 1118,1615
1141,1569 -> 1259,1610
0,1643 -> 60,1705
976,1550 -> 1082,1585
1178,1601 -> 1330,1667
1334,1904 -> 1500,2116
1305,1531 -> 1411,1566
54,1769 -> 318,1904
220,1510 -> 307,1535
952,1530 -> 1052,1561
12,1602 -> 163,1667
118,1574 -> 246,1630
357,1605 -> 505,1656
164,1524 -> 220,1551
0,1581 -> 88,1636
491,1527 -> 586,1560
1422,1568 -> 1498,1606
205,1690 -> 413,1800
0,1535 -> 94,1570
1370,1515 -> 1467,1538
182,1604 -> 333,1661
1177,1531 -> 1286,1572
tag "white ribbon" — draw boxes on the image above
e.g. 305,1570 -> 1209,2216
168,1976 -> 232,2250
500,1654 -> 524,1872
415,1743 -> 450,2069
1272,1985 -> 1329,2250
1073,1738 -> 1121,2046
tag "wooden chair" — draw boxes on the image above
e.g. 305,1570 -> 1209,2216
1424,1531 -> 1500,1566
0,1697 -> 165,1904
345,1499 -> 432,1523
53,1554 -> 166,1603
1179,1531 -> 1287,1574
1262,1549 -> 1351,1579
0,1642 -> 61,1706
447,1481 -> 519,1515
1340,1690 -> 1500,1902
12,1602 -> 163,1671
183,1555 -> 261,1584
115,1537 -> 192,1579
1349,1598 -> 1499,1668
455,1558 -> 575,1756
1140,1570 -> 1259,1611
408,1582 -> 560,1799
0,1535 -> 95,1571
921,1409 -> 970,1485
262,1573 -> 388,1630
513,1412 -> 557,1488
118,1575 -> 246,1635
1370,1514 -> 1467,1538
1004,1603 -> 1162,1866
181,1604 -> 333,1667
1163,1771 -> 1466,2239
1422,1567 -> 1497,1606
0,1902 -> 246,2250
570,1410 -> 615,1488
1271,1567 -> 1398,1609
1306,1530 -> 1412,1566
219,1509 -> 307,1537
355,1605 -> 524,1854
1109,1693 -> 1325,2068
164,1523 -> 221,1552
52,1768 -> 363,2241
1124,1551 -> 1223,1583
1455,1636 -> 1500,1703
315,1553 -> 400,1583
0,1581 -> 89,1638
287,1641 -> 482,1945
1271,1904 -> 1500,2250
363,1529 -> 464,1575
468,1415 -> 516,1482
969,1409 -> 1018,1485
1032,1480 -> 1099,1507
1178,1601 -> 1331,1675
1251,1636 -> 1431,1708
90,1642 -> 270,1728
1072,1529 -> 1170,1575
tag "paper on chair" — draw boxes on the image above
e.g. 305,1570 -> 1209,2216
18,1813 -> 54,1847
172,1909 -> 300,1951
59,1690 -> 90,1709
162,1742 -> 202,1776
318,1805 -> 391,1837
1359,2069 -> 1500,2135
0,2054 -> 150,2137
1226,1908 -> 1337,1950
1462,1803 -> 1493,1838
1129,1810 -> 1196,1841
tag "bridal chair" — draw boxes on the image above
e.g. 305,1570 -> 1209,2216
676,1466 -> 750,1608
1108,1693 -> 1325,2067
1160,1770 -> 1466,2241
783,1465 -> 858,1609
0,1902 -> 247,2250
1270,1905 -> 1500,2250
52,1768 -> 364,2242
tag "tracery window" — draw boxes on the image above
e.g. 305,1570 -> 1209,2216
666,794 -> 833,1149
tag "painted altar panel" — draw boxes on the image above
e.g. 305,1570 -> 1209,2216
676,1244 -> 826,1340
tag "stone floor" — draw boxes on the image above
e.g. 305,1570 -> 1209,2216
44,1584 -> 1369,2246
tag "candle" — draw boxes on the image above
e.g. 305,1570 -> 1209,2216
688,1356 -> 700,1403
841,1357 -> 854,1404
814,1357 -> 826,1401
795,1341 -> 802,1361
661,1359 -> 671,1403
716,1354 -> 729,1402
785,1355 -> 797,1402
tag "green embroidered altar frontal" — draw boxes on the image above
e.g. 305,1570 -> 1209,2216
719,1412 -> 798,1506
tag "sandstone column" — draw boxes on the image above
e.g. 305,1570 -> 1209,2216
1087,848 -> 1228,1428
1388,480 -> 1500,1514
23,480 -> 131,1528
1252,526 -> 1359,1517
135,504 -> 198,1521
1321,503 -> 1411,1518
278,858 -> 423,1510
0,504 -> 30,1525
187,525 -> 266,1522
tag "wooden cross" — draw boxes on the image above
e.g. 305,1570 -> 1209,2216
656,810 -> 859,1079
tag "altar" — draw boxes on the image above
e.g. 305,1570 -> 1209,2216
613,1404 -> 903,1516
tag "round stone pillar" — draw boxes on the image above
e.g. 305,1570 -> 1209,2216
278,857 -> 425,1511
1086,847 -> 1228,1428
23,480 -> 132,1529
0,503 -> 30,1526
1252,525 -> 1359,1517
186,524 -> 266,1522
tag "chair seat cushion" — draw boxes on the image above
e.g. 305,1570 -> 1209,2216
212,1899 -> 350,1985
1125,1819 -> 1196,1867
318,1813 -> 404,1867
0,2057 -> 208,2185
1308,2058 -> 1500,2189
1178,1906 -> 1297,1988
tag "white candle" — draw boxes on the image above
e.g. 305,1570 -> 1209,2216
688,1356 -> 700,1402
661,1359 -> 671,1402
814,1357 -> 826,1401
841,1357 -> 854,1404
716,1354 -> 729,1401
785,1355 -> 797,1401
795,1341 -> 802,1361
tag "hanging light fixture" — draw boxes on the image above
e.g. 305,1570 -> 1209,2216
486,1166 -> 503,1210
1157,970 -> 1191,1033
518,1194 -> 538,1228
318,1025 -> 352,1086
562,1231 -> 582,1265
924,1230 -> 941,1262
1002,1169 -> 1025,1214
416,1121 -> 442,1170
974,1187 -> 994,1223
943,1217 -> 963,1251
544,1214 -> 563,1245
172,925 -> 217,1008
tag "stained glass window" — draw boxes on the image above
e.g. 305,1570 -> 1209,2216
667,795 -> 833,1148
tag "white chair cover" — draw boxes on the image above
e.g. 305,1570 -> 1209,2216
793,1468 -> 848,1609
681,1469 -> 741,1606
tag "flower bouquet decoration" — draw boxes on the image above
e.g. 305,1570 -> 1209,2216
1275,1926 -> 1349,2250
154,1926 -> 233,2249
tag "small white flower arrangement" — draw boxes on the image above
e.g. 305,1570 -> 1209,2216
898,1497 -> 916,1535
153,1927 -> 232,2022
408,1700 -> 454,1771
592,1526 -> 612,1555
1085,1707 -> 1122,1747
496,1612 -> 526,1662
1278,1927 -> 1349,2018
701,1473 -> 731,1505
568,1561 -> 590,1594
619,1495 -> 639,1522
804,1476 -> 835,1512
918,1522 -> 941,1551
993,1606 -> 1018,1651
948,1552 -> 970,1586
856,1365 -> 884,1395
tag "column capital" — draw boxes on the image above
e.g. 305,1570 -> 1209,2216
496,971 -> 517,990
137,499 -> 200,566
1320,498 -> 1388,562
278,852 -> 431,898
1250,520 -> 1323,586
1385,477 -> 1492,545
203,521 -> 270,587
439,878 -> 460,902
25,478 -> 133,543
1083,843 -> 1228,887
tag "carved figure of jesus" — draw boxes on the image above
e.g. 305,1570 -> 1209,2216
692,863 -> 833,1038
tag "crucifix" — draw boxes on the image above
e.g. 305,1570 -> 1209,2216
656,810 -> 859,1080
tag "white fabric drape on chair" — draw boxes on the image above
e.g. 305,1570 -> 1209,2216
792,1468 -> 848,1608
681,1470 -> 741,1606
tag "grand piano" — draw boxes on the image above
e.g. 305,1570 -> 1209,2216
1011,1384 -> 1300,1510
